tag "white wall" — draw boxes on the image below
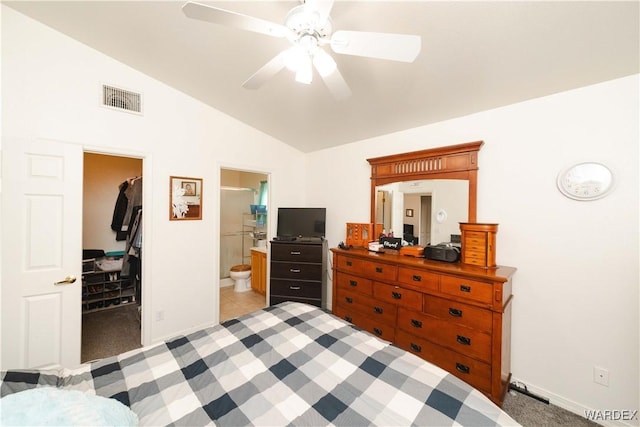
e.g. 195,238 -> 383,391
83,153 -> 142,252
1,6 -> 306,345
307,75 -> 639,424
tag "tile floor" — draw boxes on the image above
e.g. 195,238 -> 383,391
219,286 -> 267,322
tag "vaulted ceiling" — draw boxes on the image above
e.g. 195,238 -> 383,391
5,1 -> 639,152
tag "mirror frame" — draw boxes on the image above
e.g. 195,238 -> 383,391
170,176 -> 203,220
367,141 -> 483,224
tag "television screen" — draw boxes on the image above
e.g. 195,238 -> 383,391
277,208 -> 326,239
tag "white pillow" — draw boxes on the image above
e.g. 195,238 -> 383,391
0,387 -> 138,426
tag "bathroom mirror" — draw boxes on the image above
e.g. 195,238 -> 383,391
170,176 -> 203,220
368,141 -> 483,245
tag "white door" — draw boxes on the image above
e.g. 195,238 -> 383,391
1,138 -> 83,370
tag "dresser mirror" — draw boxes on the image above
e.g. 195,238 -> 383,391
367,141 -> 483,245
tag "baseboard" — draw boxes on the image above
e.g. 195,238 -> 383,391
220,278 -> 233,287
510,376 -> 636,427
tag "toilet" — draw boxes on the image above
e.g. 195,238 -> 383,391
230,264 -> 251,292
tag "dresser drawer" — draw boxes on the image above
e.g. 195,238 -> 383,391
396,330 -> 491,393
336,288 -> 397,325
397,308 -> 492,362
271,244 -> 322,263
440,275 -> 493,305
462,253 -> 488,267
397,267 -> 439,292
423,295 -> 493,333
270,279 -> 321,299
361,260 -> 397,282
334,305 -> 395,342
271,261 -> 323,280
373,282 -> 422,311
335,272 -> 373,295
463,243 -> 486,255
335,255 -> 363,275
464,231 -> 487,245
271,294 -> 321,307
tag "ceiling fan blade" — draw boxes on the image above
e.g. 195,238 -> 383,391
242,52 -> 287,90
318,67 -> 352,100
330,30 -> 421,62
304,0 -> 334,25
182,1 -> 289,38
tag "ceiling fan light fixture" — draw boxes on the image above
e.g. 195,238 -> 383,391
295,55 -> 313,84
181,1 -> 420,98
312,49 -> 336,77
283,46 -> 306,72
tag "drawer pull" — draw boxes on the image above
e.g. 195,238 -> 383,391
410,319 -> 423,328
448,308 -> 463,317
460,285 -> 471,293
375,267 -> 383,273
289,286 -> 301,290
456,363 -> 470,374
391,291 -> 402,299
412,275 -> 422,282
349,280 -> 358,287
345,297 -> 353,304
456,335 -> 471,346
373,328 -> 383,336
344,316 -> 352,323
290,251 -> 301,255
410,343 -> 422,352
373,306 -> 383,314
346,260 -> 353,266
290,268 -> 301,273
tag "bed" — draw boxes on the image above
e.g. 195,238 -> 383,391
1,302 -> 519,426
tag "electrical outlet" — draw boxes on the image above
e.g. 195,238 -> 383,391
594,366 -> 609,386
155,310 -> 164,321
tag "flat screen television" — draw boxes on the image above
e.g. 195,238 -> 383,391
276,207 -> 326,240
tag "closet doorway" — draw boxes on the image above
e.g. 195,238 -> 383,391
219,168 -> 268,322
81,153 -> 143,362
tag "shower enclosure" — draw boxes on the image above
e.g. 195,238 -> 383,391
220,187 -> 255,280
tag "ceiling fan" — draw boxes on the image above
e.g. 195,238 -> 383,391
182,0 -> 421,99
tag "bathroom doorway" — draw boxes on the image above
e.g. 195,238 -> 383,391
219,168 -> 268,321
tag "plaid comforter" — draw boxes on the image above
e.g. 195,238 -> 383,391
1,302 -> 518,426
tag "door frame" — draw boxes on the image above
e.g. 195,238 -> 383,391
216,164 -> 271,323
84,145 -> 152,346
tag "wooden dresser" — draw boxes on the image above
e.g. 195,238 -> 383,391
331,247 -> 516,406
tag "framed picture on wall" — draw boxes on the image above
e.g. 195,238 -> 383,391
181,181 -> 197,196
170,176 -> 202,220
405,209 -> 414,217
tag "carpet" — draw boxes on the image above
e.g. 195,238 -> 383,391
81,303 -> 142,363
503,390 -> 602,427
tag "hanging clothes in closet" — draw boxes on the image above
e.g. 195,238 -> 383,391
111,180 -> 129,241
113,176 -> 143,305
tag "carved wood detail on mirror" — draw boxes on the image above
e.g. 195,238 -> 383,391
367,141 -> 483,226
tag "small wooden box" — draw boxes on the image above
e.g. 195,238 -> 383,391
460,223 -> 498,268
399,245 -> 425,257
346,223 -> 383,248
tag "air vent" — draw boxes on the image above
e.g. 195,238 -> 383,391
102,85 -> 142,114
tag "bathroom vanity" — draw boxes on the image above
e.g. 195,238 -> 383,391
250,247 -> 267,295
